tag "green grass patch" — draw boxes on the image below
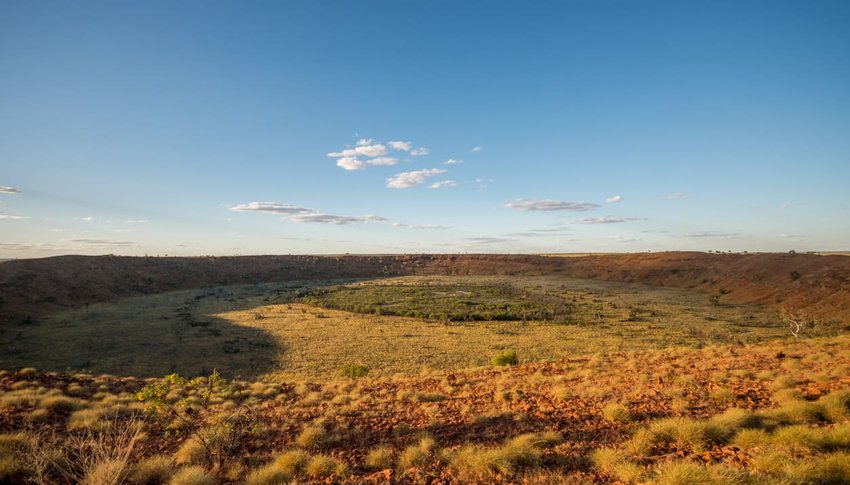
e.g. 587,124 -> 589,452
301,284 -> 575,322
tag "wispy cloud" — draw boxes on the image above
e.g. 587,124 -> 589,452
386,168 -> 446,189
429,180 -> 457,189
663,192 -> 687,200
290,213 -> 387,225
0,186 -> 21,194
505,199 -> 600,212
475,178 -> 493,189
606,195 -> 623,203
368,157 -> 398,166
410,147 -> 429,156
576,216 -> 644,224
443,158 -> 463,165
608,235 -> 641,243
464,236 -> 515,245
393,222 -> 449,230
471,146 -> 483,152
230,201 -> 386,225
69,238 -> 134,246
780,202 -> 793,209
0,211 -> 28,220
124,220 -> 149,224
388,140 -> 412,151
230,202 -> 314,215
683,231 -> 742,239
780,233 -> 806,238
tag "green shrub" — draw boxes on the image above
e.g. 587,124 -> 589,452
339,364 -> 369,379
491,350 -> 518,366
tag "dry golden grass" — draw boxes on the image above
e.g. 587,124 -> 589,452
0,275 -> 789,380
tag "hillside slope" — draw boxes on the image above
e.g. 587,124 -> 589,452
1,252 -> 848,325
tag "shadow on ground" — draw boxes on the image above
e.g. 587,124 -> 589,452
0,279 -> 370,380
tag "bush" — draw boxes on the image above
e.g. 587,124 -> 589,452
339,364 -> 369,379
491,350 -> 518,367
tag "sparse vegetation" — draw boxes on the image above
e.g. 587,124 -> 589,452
1,256 -> 849,483
491,349 -> 519,366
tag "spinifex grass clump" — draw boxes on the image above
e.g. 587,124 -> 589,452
593,389 -> 850,484
301,283 -> 574,322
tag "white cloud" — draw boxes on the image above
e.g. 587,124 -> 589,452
606,195 -> 623,203
443,158 -> 463,165
505,199 -> 600,212
393,222 -> 449,230
663,192 -> 687,200
471,146 -> 483,152
367,157 -> 398,166
356,138 -> 375,146
354,144 -> 387,157
410,147 -> 429,156
429,180 -> 457,189
0,211 -> 28,220
464,236 -> 515,245
230,201 -> 387,225
683,231 -> 742,239
124,220 -> 149,224
475,178 -> 493,189
608,235 -> 642,243
0,186 -> 21,194
780,233 -> 806,238
291,213 -> 387,225
386,168 -> 446,189
78,216 -> 94,222
506,227 -> 572,237
388,140 -> 412,151
780,202 -> 793,209
576,216 -> 643,224
230,202 -> 314,215
336,157 -> 366,171
70,238 -> 134,246
328,144 -> 387,159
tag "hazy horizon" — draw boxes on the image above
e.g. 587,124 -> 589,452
2,1 -> 849,258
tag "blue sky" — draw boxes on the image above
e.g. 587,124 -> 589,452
1,1 -> 849,257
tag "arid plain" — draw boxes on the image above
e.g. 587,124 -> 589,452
1,252 -> 849,484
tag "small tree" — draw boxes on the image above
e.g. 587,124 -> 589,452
136,370 -> 257,471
